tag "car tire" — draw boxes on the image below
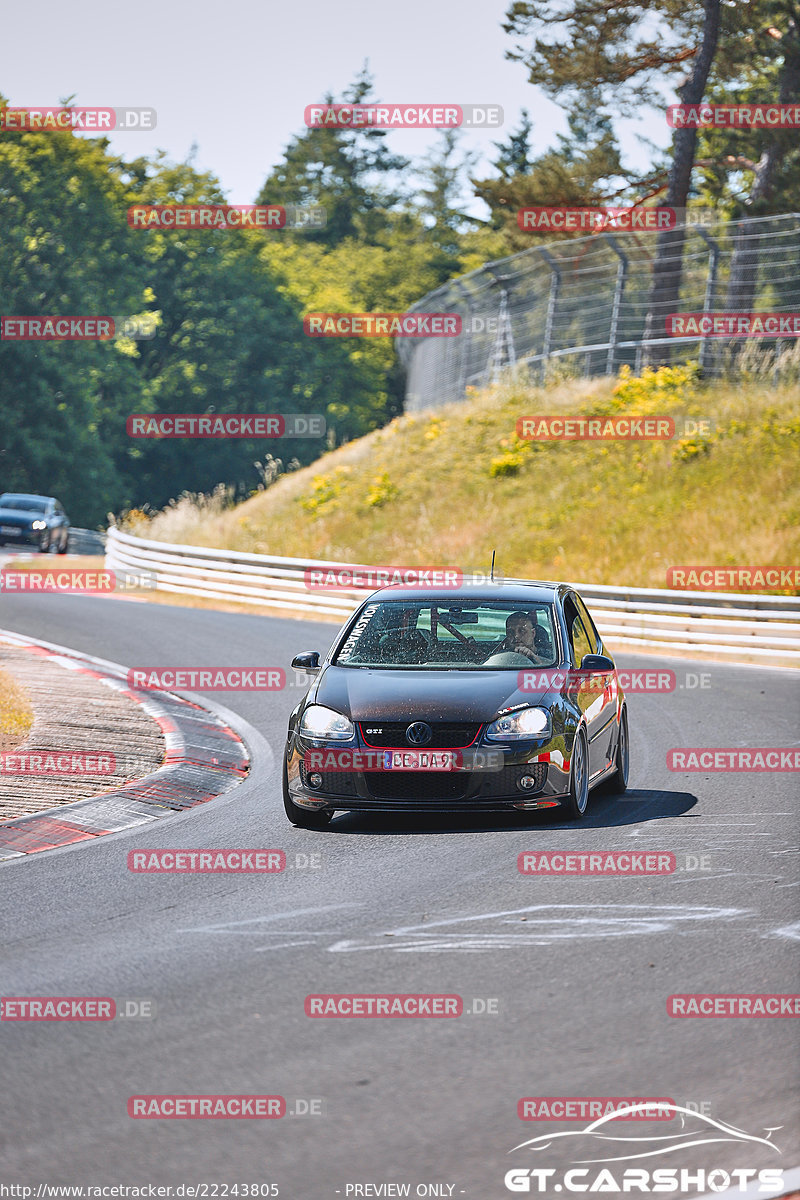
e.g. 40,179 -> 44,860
561,727 -> 589,820
283,759 -> 333,830
606,706 -> 629,795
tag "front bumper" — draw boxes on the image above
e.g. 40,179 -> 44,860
286,734 -> 572,813
0,527 -> 40,545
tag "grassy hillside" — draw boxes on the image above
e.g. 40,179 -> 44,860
125,364 -> 800,592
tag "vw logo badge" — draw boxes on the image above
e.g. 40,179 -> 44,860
406,721 -> 432,746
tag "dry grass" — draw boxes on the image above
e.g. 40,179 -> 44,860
125,367 -> 800,593
0,667 -> 34,753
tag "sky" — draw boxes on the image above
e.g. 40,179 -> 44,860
2,0 -> 677,216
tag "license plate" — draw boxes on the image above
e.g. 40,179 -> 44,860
384,750 -> 458,771
0,526 -> 20,535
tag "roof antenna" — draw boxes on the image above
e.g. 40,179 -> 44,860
490,549 -> 496,581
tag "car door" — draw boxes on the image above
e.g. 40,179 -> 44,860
563,593 -> 616,778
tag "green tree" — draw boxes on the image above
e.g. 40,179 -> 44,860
256,65 -> 409,247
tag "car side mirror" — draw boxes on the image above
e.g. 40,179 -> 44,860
580,653 -> 615,672
292,651 -> 320,673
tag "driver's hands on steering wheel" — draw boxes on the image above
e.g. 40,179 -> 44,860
509,641 -> 540,661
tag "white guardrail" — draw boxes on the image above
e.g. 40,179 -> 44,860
105,527 -> 800,662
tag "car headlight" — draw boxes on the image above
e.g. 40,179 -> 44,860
31,521 -> 46,530
298,704 -> 355,741
485,707 -> 550,741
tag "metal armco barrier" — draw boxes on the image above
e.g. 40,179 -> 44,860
105,528 -> 800,662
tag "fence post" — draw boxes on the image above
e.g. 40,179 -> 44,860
485,270 -> 516,384
695,227 -> 720,375
454,279 -> 477,399
537,248 -> 561,381
603,233 -> 628,376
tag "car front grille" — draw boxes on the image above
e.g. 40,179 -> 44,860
365,772 -> 472,802
358,722 -> 482,748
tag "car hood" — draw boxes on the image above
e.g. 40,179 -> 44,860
313,665 -> 561,723
0,508 -> 40,523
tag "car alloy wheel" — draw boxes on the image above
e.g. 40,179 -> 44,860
563,728 -> 589,820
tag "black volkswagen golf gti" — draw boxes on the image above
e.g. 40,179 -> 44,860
283,582 -> 629,829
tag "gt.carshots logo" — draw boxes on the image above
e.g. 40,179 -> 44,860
303,313 -> 460,337
505,1103 -> 785,1193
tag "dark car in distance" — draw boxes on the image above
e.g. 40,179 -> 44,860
0,494 -> 70,553
283,581 -> 629,829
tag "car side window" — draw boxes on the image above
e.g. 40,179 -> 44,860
564,599 -> 593,667
574,595 -> 601,652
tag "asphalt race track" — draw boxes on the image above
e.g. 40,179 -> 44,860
1,592 -> 798,1195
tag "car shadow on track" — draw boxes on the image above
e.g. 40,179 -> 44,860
322,788 -> 698,836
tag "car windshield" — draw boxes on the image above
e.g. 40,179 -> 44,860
0,495 -> 48,513
333,599 -> 559,669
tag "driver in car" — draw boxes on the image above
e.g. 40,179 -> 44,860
489,611 -> 550,663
